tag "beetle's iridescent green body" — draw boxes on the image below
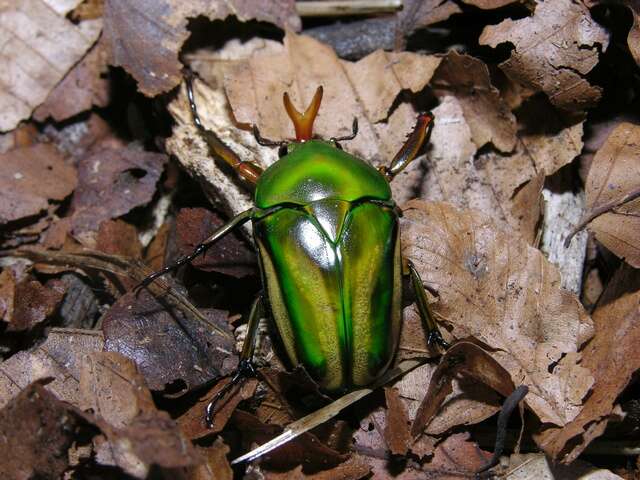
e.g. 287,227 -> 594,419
253,140 -> 401,390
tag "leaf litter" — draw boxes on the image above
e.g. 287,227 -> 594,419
1,1 -> 640,478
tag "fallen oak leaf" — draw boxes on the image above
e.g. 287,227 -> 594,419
384,387 -> 411,456
102,0 -> 300,97
479,0 -> 609,112
401,201 -> 594,426
565,122 -> 640,267
537,265 -> 640,463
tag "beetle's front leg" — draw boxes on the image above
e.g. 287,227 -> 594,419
205,293 -> 264,427
382,112 -> 435,181
405,259 -> 449,350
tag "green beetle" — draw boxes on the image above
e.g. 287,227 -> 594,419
140,78 -> 446,423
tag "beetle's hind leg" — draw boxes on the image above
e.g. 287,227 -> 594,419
136,208 -> 254,290
184,73 -> 264,185
406,260 -> 449,350
206,294 -> 264,427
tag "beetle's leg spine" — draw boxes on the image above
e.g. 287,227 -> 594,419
185,74 -> 264,185
206,295 -> 263,427
136,209 -> 254,290
384,112 -> 435,181
407,260 -> 449,350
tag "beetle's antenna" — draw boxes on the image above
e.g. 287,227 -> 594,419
330,117 -> 359,144
283,86 -> 323,141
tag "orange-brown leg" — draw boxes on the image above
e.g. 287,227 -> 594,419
382,112 -> 435,181
185,73 -> 263,185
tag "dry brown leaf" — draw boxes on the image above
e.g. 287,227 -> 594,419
401,201 -> 594,426
627,4 -> 640,68
0,0 -> 101,131
431,51 -> 517,152
84,352 -> 202,477
460,0 -> 518,8
4,275 -> 65,331
70,146 -> 167,238
34,39 -> 110,122
569,122 -> 640,267
263,456 -> 371,480
102,0 -> 300,97
0,380 -> 93,480
394,0 -> 461,49
537,265 -> 640,462
80,351 -> 155,428
168,33 -> 441,217
102,290 -> 237,392
384,387 -> 411,456
0,144 -> 77,225
421,97 -> 578,243
479,0 -> 609,111
95,219 -> 143,259
189,438 -> 234,480
410,341 -> 515,437
0,328 -> 104,408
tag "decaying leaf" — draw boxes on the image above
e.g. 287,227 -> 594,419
2,274 -> 65,331
421,97 -> 580,243
175,207 -> 257,278
503,453 -> 625,479
102,0 -> 300,97
0,144 -> 77,225
431,51 -> 517,152
189,438 -> 234,480
537,265 -> 640,462
410,341 -> 516,437
0,328 -> 104,408
102,290 -> 237,392
384,387 -> 411,456
479,0 -> 609,111
95,219 -> 143,259
34,38 -> 110,122
568,122 -> 640,267
394,0 -> 461,49
0,380 -> 94,479
401,201 -> 594,426
0,0 -> 101,131
83,352 -> 202,477
263,456 -> 371,480
70,146 -> 167,238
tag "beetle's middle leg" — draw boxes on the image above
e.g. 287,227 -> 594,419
406,259 -> 449,349
205,293 -> 264,426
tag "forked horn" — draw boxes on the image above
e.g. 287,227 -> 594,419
283,86 -> 323,141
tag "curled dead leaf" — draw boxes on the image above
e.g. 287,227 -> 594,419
401,200 -> 594,426
479,0 -> 609,111
537,265 -> 640,463
567,122 -> 640,267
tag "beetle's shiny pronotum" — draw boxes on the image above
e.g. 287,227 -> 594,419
139,75 -> 525,471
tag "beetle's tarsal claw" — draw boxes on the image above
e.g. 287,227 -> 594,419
427,330 -> 449,350
204,359 -> 258,428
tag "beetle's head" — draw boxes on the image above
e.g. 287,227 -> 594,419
283,86 -> 323,143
